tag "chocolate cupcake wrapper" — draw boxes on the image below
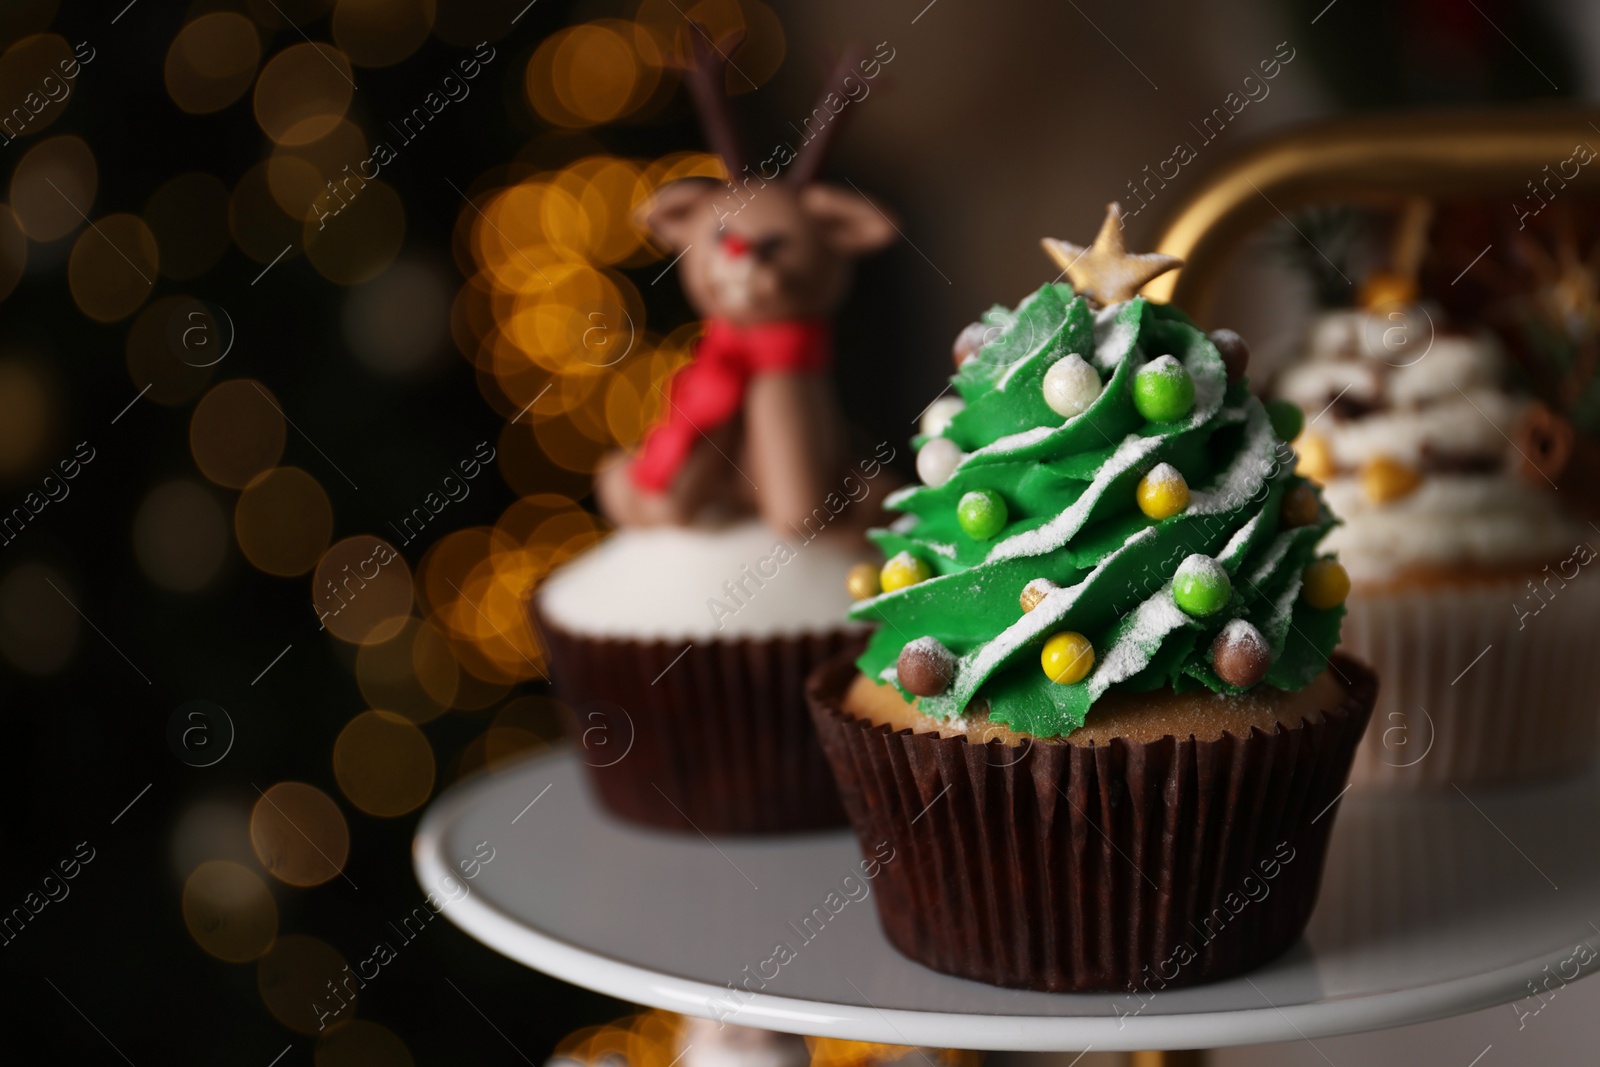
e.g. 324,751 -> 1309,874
807,653 -> 1376,993
536,610 -> 854,835
1342,575 -> 1600,791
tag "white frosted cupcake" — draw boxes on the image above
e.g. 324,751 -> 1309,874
1279,308 -> 1600,789
535,520 -> 864,833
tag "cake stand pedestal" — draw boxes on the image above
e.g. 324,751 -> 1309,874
414,748 -> 1600,1055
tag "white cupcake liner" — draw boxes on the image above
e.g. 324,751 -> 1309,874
1341,570 -> 1600,790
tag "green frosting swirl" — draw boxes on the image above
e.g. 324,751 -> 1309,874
851,283 -> 1344,737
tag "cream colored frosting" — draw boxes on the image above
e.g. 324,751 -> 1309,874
537,520 -> 865,639
1280,308 -> 1586,581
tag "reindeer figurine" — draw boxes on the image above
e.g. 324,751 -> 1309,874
595,32 -> 898,534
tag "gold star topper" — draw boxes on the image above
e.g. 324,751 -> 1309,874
1042,203 -> 1183,305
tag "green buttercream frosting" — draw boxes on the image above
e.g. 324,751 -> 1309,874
851,283 -> 1344,738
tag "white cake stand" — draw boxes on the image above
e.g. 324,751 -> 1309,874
413,748 -> 1600,1054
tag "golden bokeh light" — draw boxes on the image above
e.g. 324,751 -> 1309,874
304,178 -> 405,285
447,669 -> 510,711
333,709 -> 435,816
0,206 -> 24,300
316,1020 -> 415,1067
235,467 -> 335,577
0,562 -> 77,676
169,799 -> 256,881
0,34 -> 74,139
230,160 -> 304,263
332,0 -> 436,68
253,42 -> 357,146
355,616 -> 458,724
190,379 -> 287,489
257,934 -> 351,1035
145,172 -> 232,280
9,134 -> 95,241
313,536 -> 413,644
526,21 -> 664,129
0,357 -> 53,477
133,480 -> 230,592
67,213 -> 157,322
182,860 -> 278,963
250,781 -> 351,887
342,258 -> 451,378
164,12 -> 261,115
268,118 -> 368,221
0,1 -> 60,43
126,295 -> 221,405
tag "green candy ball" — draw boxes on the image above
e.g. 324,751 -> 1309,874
957,489 -> 1008,540
1266,399 -> 1305,443
1133,356 -> 1195,423
1171,554 -> 1231,617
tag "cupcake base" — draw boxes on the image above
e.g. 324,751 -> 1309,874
538,612 -> 853,835
1342,571 -> 1600,791
806,653 -> 1376,993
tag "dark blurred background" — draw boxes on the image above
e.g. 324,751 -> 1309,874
0,0 -> 1590,1062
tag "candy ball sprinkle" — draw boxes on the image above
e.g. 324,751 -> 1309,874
1133,355 -> 1195,424
916,436 -> 966,488
1209,328 -> 1250,383
898,636 -> 956,697
1136,463 -> 1189,520
1280,483 -> 1320,528
1019,577 -> 1058,613
1361,454 -> 1421,504
846,561 -> 880,601
1295,432 -> 1334,483
957,489 -> 1008,540
880,551 -> 932,593
1042,354 -> 1102,419
920,395 -> 966,438
1212,619 -> 1271,688
1266,399 -> 1305,444
1171,554 -> 1231,617
1041,631 -> 1095,685
1301,559 -> 1350,609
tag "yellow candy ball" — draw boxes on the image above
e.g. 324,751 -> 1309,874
1136,463 -> 1189,520
1301,559 -> 1350,609
1041,631 -> 1095,685
1361,454 -> 1421,504
880,552 -> 932,593
846,562 -> 880,601
1294,432 -> 1335,484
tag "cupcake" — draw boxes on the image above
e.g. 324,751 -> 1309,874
1278,299 -> 1600,789
808,205 -> 1376,993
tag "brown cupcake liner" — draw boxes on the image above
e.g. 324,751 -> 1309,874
536,609 -> 854,835
1342,573 -> 1600,791
806,652 -> 1377,993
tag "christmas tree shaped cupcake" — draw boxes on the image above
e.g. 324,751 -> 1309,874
808,205 -> 1378,993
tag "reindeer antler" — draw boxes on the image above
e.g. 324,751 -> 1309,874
787,45 -> 867,187
680,27 -> 748,180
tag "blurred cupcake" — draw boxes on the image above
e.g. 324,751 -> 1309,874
809,208 -> 1375,992
1278,299 -> 1599,789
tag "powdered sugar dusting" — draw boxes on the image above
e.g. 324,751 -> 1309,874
965,424 -> 1055,462
1188,402 -> 1274,515
988,433 -> 1163,562
1092,301 -> 1138,373
1143,461 -> 1184,493
1219,617 -> 1268,656
1087,585 -> 1189,695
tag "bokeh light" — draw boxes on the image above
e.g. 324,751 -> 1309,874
126,295 -> 220,405
354,616 -> 458,724
10,134 -> 95,241
230,160 -> 304,264
333,709 -> 435,816
145,173 -> 231,280
257,934 -> 351,1035
303,178 -> 405,285
331,0 -> 436,68
190,379 -> 287,489
67,213 -> 157,322
0,562 -> 77,675
341,258 -> 451,378
235,467 -> 335,577
0,356 -> 53,477
268,118 -> 368,221
253,42 -> 357,146
182,860 -> 278,963
525,22 -> 659,129
250,781 -> 351,887
0,34 -> 74,138
313,536 -> 413,644
164,12 -> 261,115
133,479 -> 230,592
168,799 -> 256,881
0,1 -> 59,43
316,1020 -> 415,1067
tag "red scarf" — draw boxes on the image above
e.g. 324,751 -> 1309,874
630,317 -> 832,492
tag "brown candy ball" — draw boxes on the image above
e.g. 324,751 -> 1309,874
1208,328 -> 1250,384
1211,620 -> 1270,688
952,322 -> 990,369
897,636 -> 956,697
1280,483 -> 1320,528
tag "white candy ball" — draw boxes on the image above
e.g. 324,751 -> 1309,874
1042,354 -> 1102,419
916,436 -> 965,488
919,396 -> 966,438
